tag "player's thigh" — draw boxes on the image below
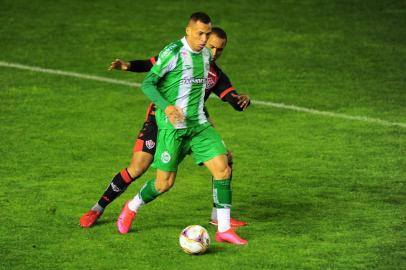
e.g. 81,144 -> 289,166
133,120 -> 158,155
190,125 -> 227,166
127,120 -> 157,177
152,129 -> 185,172
127,151 -> 154,177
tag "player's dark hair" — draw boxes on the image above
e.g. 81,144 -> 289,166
189,12 -> 211,24
211,27 -> 227,41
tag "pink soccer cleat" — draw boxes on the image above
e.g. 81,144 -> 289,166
215,228 -> 248,245
80,210 -> 102,228
117,201 -> 137,234
210,218 -> 248,227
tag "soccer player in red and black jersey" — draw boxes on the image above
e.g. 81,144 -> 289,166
80,27 -> 251,228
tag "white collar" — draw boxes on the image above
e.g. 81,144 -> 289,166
181,37 -> 201,54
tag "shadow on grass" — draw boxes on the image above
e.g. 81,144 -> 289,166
204,245 -> 226,255
92,219 -> 113,226
237,195 -> 324,238
241,196 -> 317,222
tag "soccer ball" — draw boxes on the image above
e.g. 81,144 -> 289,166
179,225 -> 210,255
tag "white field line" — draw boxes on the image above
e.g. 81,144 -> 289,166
1,60 -> 405,128
252,100 -> 406,128
0,61 -> 141,88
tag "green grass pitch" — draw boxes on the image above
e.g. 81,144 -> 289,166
0,0 -> 405,269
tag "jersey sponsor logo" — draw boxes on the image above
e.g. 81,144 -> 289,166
161,151 -> 171,163
145,140 -> 155,149
180,77 -> 207,85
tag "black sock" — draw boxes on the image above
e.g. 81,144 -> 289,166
96,169 -> 136,210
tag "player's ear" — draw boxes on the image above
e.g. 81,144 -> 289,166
186,26 -> 191,36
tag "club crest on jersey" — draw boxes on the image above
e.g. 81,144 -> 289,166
206,76 -> 216,90
161,151 -> 171,163
206,66 -> 218,90
145,140 -> 155,149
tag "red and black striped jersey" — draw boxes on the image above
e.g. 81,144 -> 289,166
205,62 -> 235,102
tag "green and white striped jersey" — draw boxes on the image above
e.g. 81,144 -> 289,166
150,37 -> 212,129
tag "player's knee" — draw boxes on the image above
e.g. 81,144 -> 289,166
155,180 -> 174,193
155,173 -> 176,193
127,164 -> 147,179
214,165 -> 231,179
127,153 -> 153,178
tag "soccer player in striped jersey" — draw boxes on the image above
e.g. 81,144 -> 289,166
80,23 -> 249,242
114,12 -> 247,244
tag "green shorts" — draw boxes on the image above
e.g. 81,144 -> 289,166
152,123 -> 227,172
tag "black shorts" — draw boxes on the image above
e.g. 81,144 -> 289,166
133,120 -> 158,155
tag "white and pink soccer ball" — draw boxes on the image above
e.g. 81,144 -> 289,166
179,225 -> 210,255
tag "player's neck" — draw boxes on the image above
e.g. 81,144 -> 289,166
182,37 -> 201,54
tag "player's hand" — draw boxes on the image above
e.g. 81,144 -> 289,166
165,105 -> 185,127
108,59 -> 129,71
231,93 -> 251,110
